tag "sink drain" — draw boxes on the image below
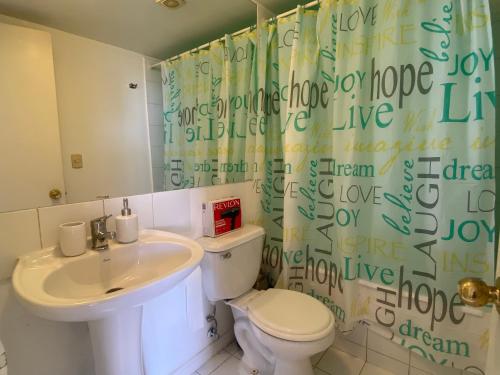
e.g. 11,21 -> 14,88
105,287 -> 124,294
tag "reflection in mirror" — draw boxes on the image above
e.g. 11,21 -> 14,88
0,8 -> 264,213
0,21 -> 153,213
160,28 -> 259,191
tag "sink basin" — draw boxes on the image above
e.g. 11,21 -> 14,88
14,229 -> 203,321
13,229 -> 204,375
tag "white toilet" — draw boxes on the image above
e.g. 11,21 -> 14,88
198,225 -> 335,375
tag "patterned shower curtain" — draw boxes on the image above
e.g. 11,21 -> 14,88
162,0 -> 495,372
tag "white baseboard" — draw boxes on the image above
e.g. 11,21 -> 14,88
172,330 -> 235,375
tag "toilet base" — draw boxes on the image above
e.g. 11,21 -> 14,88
274,358 -> 314,375
227,289 -> 335,375
233,316 -> 274,375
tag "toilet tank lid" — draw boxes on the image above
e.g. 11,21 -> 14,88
197,225 -> 265,253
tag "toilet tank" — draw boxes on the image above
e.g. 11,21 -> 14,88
197,225 -> 265,302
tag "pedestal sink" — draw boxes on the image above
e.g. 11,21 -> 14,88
13,229 -> 204,375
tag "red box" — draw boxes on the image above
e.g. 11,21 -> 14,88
202,197 -> 242,237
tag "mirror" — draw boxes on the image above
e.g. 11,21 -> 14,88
0,0 -> 287,213
0,21 -> 154,213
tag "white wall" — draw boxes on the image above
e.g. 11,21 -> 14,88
0,15 -> 153,204
0,181 -> 258,375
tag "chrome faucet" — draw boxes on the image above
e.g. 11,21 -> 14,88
90,215 -> 115,250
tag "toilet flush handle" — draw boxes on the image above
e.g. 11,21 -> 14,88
220,252 -> 232,260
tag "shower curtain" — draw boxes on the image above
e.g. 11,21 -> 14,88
162,0 -> 496,372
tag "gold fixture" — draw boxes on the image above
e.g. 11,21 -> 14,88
49,188 -> 62,200
155,0 -> 185,9
458,277 -> 500,313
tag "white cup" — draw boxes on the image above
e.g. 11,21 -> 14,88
59,221 -> 87,257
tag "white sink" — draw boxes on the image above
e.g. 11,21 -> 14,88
13,229 -> 204,375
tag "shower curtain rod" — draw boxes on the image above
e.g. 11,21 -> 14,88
150,0 -> 321,69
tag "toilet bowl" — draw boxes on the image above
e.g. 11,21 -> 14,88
228,288 -> 335,375
197,225 -> 335,375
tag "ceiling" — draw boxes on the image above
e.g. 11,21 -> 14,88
0,0 -> 497,60
0,0 -> 303,59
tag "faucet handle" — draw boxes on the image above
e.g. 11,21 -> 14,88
90,215 -> 115,250
92,214 -> 112,224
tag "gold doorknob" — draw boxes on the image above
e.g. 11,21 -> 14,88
458,277 -> 500,313
49,188 -> 62,200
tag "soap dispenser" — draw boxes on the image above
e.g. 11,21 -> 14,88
116,198 -> 138,243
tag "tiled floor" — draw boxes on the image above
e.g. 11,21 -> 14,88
192,340 -> 396,375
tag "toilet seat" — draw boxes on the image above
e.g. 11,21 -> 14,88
247,289 -> 334,342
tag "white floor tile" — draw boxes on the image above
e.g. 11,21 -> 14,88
367,349 -> 409,375
224,341 -> 239,355
344,324 -> 368,347
314,367 -> 331,375
409,352 -> 462,375
311,349 -> 327,366
210,356 -> 246,375
334,335 -> 366,360
225,340 -> 243,359
196,350 -> 231,375
367,331 -> 410,364
409,367 -> 429,375
360,362 -> 398,375
317,347 -> 365,375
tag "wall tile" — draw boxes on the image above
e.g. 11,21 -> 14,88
152,190 -> 191,232
103,193 -> 153,232
0,209 -> 41,279
152,167 -> 165,192
147,103 -> 163,126
145,57 -> 164,197
150,145 -> 164,168
149,124 -> 165,147
38,200 -> 103,247
367,330 -> 410,364
189,181 -> 254,238
367,350 -> 409,375
146,81 -> 162,105
146,70 -> 161,83
145,57 -> 161,82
